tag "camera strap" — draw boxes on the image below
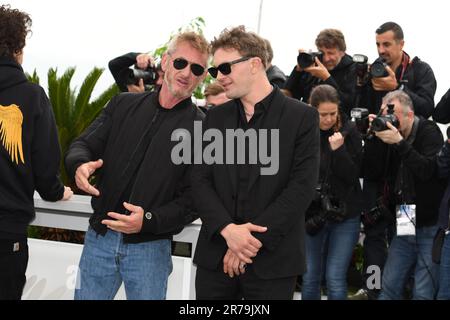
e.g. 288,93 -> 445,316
394,116 -> 420,201
394,116 -> 420,235
397,52 -> 411,83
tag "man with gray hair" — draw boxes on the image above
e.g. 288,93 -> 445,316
65,31 -> 208,299
362,90 -> 445,299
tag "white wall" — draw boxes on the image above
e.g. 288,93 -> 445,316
6,0 -> 450,102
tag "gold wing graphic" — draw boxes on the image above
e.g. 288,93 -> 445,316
0,104 -> 24,165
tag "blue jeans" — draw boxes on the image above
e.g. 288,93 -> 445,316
437,232 -> 450,300
74,228 -> 172,300
302,216 -> 360,300
379,225 -> 439,300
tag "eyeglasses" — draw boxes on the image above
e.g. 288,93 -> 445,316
208,56 -> 253,78
172,58 -> 205,76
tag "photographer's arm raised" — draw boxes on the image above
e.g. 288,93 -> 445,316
371,65 -> 398,91
374,121 -> 403,144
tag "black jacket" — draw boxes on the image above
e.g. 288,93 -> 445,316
0,57 -> 64,236
285,54 -> 356,116
192,88 -> 320,279
65,91 -> 204,243
317,121 -> 363,220
432,88 -> 450,124
266,65 -> 286,89
360,53 -> 436,118
363,116 -> 445,227
436,141 -> 450,228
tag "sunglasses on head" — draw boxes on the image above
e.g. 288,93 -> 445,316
172,58 -> 205,76
208,56 -> 253,78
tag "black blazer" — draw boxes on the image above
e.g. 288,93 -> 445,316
192,88 -> 320,279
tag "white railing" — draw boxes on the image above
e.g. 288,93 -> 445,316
27,193 -> 200,300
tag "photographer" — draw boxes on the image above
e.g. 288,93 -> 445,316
359,22 -> 436,118
352,21 -> 438,300
363,90 -> 444,300
284,29 -> 357,117
302,85 -> 363,300
108,52 -> 164,93
432,88 -> 450,124
434,133 -> 450,299
263,38 -> 287,88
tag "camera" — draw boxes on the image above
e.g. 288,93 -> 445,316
297,51 -> 323,69
353,54 -> 369,86
123,65 -> 160,86
370,57 -> 389,78
305,184 -> 347,235
361,198 -> 393,229
371,103 -> 399,132
351,107 -> 370,135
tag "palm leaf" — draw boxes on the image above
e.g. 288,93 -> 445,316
77,84 -> 119,135
25,69 -> 40,84
73,67 -> 104,127
39,67 -> 119,185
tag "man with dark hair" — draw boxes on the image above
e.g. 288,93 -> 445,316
360,21 -> 436,118
0,4 -> 72,300
65,31 -> 208,300
263,38 -> 287,88
284,28 -> 356,116
192,25 -> 320,300
352,21 -> 438,300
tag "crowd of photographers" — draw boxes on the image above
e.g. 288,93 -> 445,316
3,1 -> 450,301
107,20 -> 450,300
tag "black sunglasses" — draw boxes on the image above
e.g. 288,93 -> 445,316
172,58 -> 205,76
208,56 -> 253,78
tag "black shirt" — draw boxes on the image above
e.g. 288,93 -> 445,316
233,88 -> 275,222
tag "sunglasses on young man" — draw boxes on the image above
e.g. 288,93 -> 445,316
208,56 -> 253,78
172,57 -> 205,76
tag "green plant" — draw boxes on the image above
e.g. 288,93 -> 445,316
26,68 -> 119,243
27,225 -> 42,239
353,243 -> 364,272
27,67 -> 120,185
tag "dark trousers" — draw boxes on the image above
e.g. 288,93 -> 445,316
196,265 -> 297,300
0,238 -> 28,300
361,180 -> 395,299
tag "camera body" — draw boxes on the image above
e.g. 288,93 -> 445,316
353,54 -> 369,86
371,103 -> 399,132
370,58 -> 389,78
297,51 -> 323,69
351,107 -> 370,135
361,198 -> 393,229
125,65 -> 159,86
306,183 -> 347,235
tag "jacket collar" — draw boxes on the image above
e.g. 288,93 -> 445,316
0,57 -> 27,92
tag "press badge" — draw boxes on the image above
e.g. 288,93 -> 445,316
396,204 -> 416,236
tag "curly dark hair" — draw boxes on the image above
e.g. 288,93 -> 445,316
0,4 -> 32,59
